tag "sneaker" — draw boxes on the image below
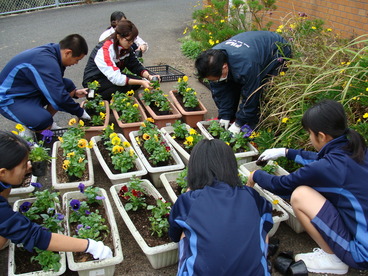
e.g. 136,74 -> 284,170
294,248 -> 349,275
51,122 -> 62,130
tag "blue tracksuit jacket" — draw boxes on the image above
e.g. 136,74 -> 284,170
0,43 -> 84,119
0,184 -> 51,251
253,136 -> 368,265
212,31 -> 291,129
169,181 -> 273,276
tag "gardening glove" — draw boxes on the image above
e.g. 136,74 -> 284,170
80,109 -> 91,121
85,239 -> 113,260
228,122 -> 241,135
219,119 -> 230,129
258,148 -> 286,161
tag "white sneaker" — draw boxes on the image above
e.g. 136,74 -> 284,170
51,122 -> 62,130
295,248 -> 349,275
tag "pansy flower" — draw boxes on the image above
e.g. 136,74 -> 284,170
56,213 -> 64,220
19,201 -> 32,213
95,195 -> 105,200
41,129 -> 53,143
78,183 -> 85,193
70,199 -> 81,211
240,124 -> 253,138
31,182 -> 43,188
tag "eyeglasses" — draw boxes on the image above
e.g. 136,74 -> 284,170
122,37 -> 135,43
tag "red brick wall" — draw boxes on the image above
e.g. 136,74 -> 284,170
262,0 -> 367,38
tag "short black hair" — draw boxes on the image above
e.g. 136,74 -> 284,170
110,11 -> 126,23
195,49 -> 227,79
0,131 -> 30,170
59,34 -> 88,57
187,139 -> 242,190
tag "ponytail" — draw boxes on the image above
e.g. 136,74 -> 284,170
344,128 -> 367,164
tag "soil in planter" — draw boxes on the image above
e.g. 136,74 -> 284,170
172,92 -> 201,112
148,104 -> 173,116
56,148 -> 89,183
70,201 -> 115,263
168,180 -> 183,199
83,107 -> 105,127
14,247 -> 47,274
96,140 -> 138,174
173,137 -> 191,154
120,195 -> 171,247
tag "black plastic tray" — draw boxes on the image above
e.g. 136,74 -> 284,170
145,65 -> 185,82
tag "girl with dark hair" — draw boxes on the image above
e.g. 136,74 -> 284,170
83,20 -> 158,101
249,99 -> 368,274
169,139 -> 273,275
0,131 -> 112,259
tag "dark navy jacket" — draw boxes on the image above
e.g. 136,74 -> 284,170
212,31 -> 291,128
0,43 -> 84,117
254,136 -> 368,264
0,184 -> 51,251
169,181 -> 273,276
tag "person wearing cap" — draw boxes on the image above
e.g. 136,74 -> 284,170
0,34 -> 91,136
195,31 -> 292,135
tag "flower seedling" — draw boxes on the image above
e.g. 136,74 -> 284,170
118,177 -> 147,211
83,94 -> 106,126
176,168 -> 188,194
176,76 -> 199,109
141,84 -> 171,112
111,90 -> 142,123
147,199 -> 172,238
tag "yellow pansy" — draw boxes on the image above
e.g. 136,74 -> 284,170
143,133 -> 150,140
11,131 -> 18,135
78,157 -> 85,163
363,113 -> 368,119
62,160 -> 70,170
280,71 -> 285,76
186,136 -> 194,143
123,141 -> 131,148
311,26 -> 317,30
177,78 -> 182,83
99,101 -> 105,106
220,19 -> 225,23
189,128 -> 197,135
183,76 -> 189,82
100,112 -> 106,119
147,118 -> 154,123
154,134 -> 159,142
111,136 -> 121,145
193,25 -> 198,29
282,117 -> 289,123
129,149 -> 135,157
69,118 -> 77,126
183,27 -> 188,35
144,88 -> 150,93
15,124 -> 25,132
186,87 -> 191,92
78,139 -> 88,148
88,141 -> 94,148
127,90 -> 134,96
133,104 -> 138,108
109,123 -> 114,130
58,136 -> 64,143
326,28 -> 332,32
135,136 -> 141,145
209,39 -> 215,46
67,152 -> 75,158
110,132 -> 118,139
141,122 -> 146,128
79,120 -> 85,126
290,23 -> 296,29
112,145 -> 124,154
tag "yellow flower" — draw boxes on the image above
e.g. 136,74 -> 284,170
186,87 -> 191,92
276,28 -> 282,33
220,19 -> 225,23
193,25 -> 198,29
69,118 -> 77,126
183,27 -> 188,35
312,26 -> 317,30
11,131 -> 18,135
15,124 -> 25,132
135,136 -> 141,145
111,136 -> 121,145
193,92 -> 197,95
127,90 -> 134,96
326,28 -> 332,32
186,136 -> 194,143
272,199 -> 279,205
189,128 -> 197,135
62,160 -> 70,170
78,157 -> 85,163
282,117 -> 289,123
278,25 -> 284,29
88,141 -> 94,148
357,118 -> 361,123
112,145 -> 124,154
100,112 -> 106,119
290,23 -> 296,29
58,137 -> 64,143
366,87 -> 368,92
183,76 -> 188,82
216,40 -> 219,44
67,152 -> 75,158
143,133 -> 150,140
78,139 -> 88,148
109,132 -> 117,139
209,39 -> 215,46
177,78 -> 182,83
144,88 -> 150,93
109,123 -> 114,130
79,120 -> 84,126
133,104 -> 138,108
363,113 -> 368,119
154,134 -> 159,142
225,142 -> 230,146
129,149 -> 135,157
280,71 -> 285,76
123,141 -> 131,148
147,117 -> 154,123
99,101 -> 105,106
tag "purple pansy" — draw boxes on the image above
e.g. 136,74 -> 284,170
47,207 -> 55,214
19,201 -> 32,213
85,226 -> 91,229
70,199 -> 81,211
85,210 -> 91,215
240,124 -> 253,138
31,182 -> 43,188
56,213 -> 64,220
41,129 -> 54,143
95,196 -> 105,200
78,183 -> 85,193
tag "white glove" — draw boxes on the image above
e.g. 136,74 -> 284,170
228,122 -> 241,135
258,148 -> 286,161
219,119 -> 230,129
85,239 -> 113,260
80,110 -> 91,120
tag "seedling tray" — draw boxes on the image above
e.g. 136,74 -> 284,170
145,65 -> 185,82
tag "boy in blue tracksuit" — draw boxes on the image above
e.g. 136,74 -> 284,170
0,34 -> 91,132
169,139 -> 273,276
248,100 -> 368,274
195,31 -> 291,134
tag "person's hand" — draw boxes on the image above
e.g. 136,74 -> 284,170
141,79 -> 153,89
75,89 -> 88,98
258,148 -> 286,161
246,171 -> 256,188
228,122 -> 241,135
85,239 -> 113,260
219,119 -> 230,129
137,44 -> 148,53
80,110 -> 91,120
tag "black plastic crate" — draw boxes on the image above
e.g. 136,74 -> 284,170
145,65 -> 185,82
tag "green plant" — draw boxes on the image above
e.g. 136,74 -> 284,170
176,168 -> 188,194
141,83 -> 171,112
87,80 -> 101,91
261,163 -> 277,174
176,76 -> 200,109
83,94 -> 106,126
31,249 -> 61,272
29,144 -> 51,162
118,177 -> 147,211
111,90 -> 142,123
172,121 -> 203,151
147,199 -> 172,237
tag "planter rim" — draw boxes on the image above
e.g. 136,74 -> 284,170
9,174 -> 37,196
91,134 -> 147,181
160,170 -> 185,204
138,93 -> 182,120
160,126 -> 190,163
169,90 -> 208,116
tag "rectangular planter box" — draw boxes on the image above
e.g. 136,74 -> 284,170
138,93 -> 182,129
239,161 -> 305,233
62,188 -> 124,276
110,180 -> 178,269
8,197 -> 67,276
91,134 -> 147,184
169,90 -> 208,128
8,175 -> 37,205
129,131 -> 185,187
160,126 -> 191,165
160,170 -> 184,204
196,120 -> 258,163
111,97 -> 147,141
81,100 -> 110,141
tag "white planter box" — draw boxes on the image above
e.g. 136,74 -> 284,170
51,141 -> 94,196
196,120 -> 258,163
91,134 -> 147,184
160,170 -> 184,204
110,180 -> 178,269
63,188 -> 124,276
160,126 -> 192,165
8,197 -> 67,276
8,175 -> 37,205
239,161 -> 305,233
129,131 -> 185,187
